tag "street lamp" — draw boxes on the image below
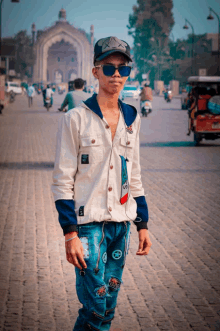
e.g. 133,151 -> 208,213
207,7 -> 220,75
183,18 -> 195,75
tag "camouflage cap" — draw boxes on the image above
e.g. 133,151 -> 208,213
94,36 -> 132,65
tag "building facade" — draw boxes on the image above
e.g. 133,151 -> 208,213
32,8 -> 94,86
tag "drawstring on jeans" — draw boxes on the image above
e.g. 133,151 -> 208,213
122,221 -> 128,269
94,222 -> 106,274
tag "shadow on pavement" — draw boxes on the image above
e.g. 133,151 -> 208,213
160,108 -> 184,111
140,141 -> 220,147
142,168 -> 220,173
13,110 -> 61,115
0,161 -> 54,170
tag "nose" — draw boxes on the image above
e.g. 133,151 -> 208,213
112,68 -> 121,77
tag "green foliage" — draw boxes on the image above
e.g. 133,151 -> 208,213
128,0 -> 175,81
14,30 -> 35,79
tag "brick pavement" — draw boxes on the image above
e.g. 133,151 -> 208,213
0,94 -> 220,331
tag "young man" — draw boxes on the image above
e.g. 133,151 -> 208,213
52,36 -> 152,331
27,84 -> 35,107
58,78 -> 89,112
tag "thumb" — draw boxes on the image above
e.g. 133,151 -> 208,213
138,240 -> 144,252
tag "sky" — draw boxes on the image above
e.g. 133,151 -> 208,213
2,0 -> 220,45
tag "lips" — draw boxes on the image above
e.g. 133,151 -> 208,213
110,81 -> 122,85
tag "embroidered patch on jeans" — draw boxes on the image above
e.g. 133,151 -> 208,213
102,252 -> 107,263
80,237 -> 89,259
81,154 -> 89,164
112,250 -> 122,260
109,277 -> 121,290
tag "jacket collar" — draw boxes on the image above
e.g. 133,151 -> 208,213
83,93 -> 137,127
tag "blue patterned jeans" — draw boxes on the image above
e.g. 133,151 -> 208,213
73,221 -> 131,331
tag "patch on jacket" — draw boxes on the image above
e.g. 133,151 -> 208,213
126,125 -> 133,134
79,206 -> 84,216
81,154 -> 89,164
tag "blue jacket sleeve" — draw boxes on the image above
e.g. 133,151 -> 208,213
133,196 -> 149,231
55,199 -> 78,235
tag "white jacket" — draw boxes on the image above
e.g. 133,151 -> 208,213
51,94 -> 148,232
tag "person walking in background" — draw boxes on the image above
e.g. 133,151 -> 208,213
44,84 -> 54,108
27,84 -> 35,107
58,78 -> 89,112
42,84 -> 47,107
52,36 -> 152,331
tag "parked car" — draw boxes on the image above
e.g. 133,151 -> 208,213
5,82 -> 22,94
120,85 -> 140,100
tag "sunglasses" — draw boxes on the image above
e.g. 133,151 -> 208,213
95,64 -> 131,77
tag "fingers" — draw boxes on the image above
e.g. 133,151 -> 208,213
77,254 -> 87,269
66,251 -> 86,270
65,239 -> 87,270
136,239 -> 152,256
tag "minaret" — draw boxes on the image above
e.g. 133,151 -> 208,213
90,25 -> 94,46
58,8 -> 67,21
32,23 -> 36,45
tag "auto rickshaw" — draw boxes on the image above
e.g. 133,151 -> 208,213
187,76 -> 220,145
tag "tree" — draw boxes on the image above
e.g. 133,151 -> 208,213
14,30 -> 35,79
128,0 -> 175,83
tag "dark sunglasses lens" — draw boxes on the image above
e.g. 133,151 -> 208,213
103,65 -> 116,76
118,66 -> 131,77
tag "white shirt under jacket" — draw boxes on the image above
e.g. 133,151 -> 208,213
51,94 -> 147,228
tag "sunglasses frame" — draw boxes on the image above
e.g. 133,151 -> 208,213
95,64 -> 132,77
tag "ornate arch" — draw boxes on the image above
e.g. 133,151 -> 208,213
33,24 -> 93,85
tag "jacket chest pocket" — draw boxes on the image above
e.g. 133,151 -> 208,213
79,136 -> 103,164
119,136 -> 135,161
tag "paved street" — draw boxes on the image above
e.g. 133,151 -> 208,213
0,93 -> 220,331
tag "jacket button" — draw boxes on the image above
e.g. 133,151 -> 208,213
91,139 -> 95,144
109,207 -> 112,212
110,165 -> 113,169
126,141 -> 130,145
108,187 -> 112,191
106,125 -> 110,129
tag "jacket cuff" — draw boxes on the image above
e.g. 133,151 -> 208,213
135,221 -> 148,231
63,224 -> 78,235
133,196 -> 149,231
55,199 -> 77,235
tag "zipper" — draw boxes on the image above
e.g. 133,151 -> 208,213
94,222 -> 106,274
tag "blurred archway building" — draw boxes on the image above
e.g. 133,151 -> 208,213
32,8 -> 94,85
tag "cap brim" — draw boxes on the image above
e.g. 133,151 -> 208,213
95,50 -> 132,63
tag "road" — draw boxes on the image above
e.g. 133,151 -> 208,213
0,93 -> 219,331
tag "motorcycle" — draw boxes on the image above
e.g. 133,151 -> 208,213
45,97 -> 52,111
141,100 -> 152,117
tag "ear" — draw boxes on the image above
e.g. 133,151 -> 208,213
92,67 -> 99,80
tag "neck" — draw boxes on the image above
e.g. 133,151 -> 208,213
75,88 -> 84,91
97,89 -> 120,110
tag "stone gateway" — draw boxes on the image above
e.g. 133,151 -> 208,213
32,8 -> 94,86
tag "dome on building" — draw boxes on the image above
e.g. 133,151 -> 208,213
58,8 -> 66,21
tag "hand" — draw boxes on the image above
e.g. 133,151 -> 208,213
65,232 -> 87,270
136,229 -> 152,256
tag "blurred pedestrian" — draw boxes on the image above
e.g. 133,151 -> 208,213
58,78 -> 89,112
42,84 -> 47,107
46,84 -> 54,104
27,84 -> 35,107
52,36 -> 151,331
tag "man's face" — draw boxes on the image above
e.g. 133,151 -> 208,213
92,53 -> 129,96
